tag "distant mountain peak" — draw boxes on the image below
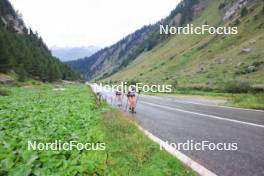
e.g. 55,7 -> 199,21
51,46 -> 100,62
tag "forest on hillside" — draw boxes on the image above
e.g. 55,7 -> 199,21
0,0 -> 79,82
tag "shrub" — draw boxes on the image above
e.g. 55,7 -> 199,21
169,79 -> 178,91
252,61 -> 264,67
190,84 -> 213,92
218,2 -> 226,10
17,69 -> 27,82
241,7 -> 248,17
224,81 -> 251,93
160,62 -> 166,66
251,85 -> 264,93
234,19 -> 241,25
127,79 -> 139,86
0,88 -> 10,96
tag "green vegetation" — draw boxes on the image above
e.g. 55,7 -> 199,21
0,84 -> 195,175
99,0 -> 264,109
227,93 -> 264,110
101,109 -> 195,175
0,87 -> 10,96
0,0 -> 79,81
0,85 -> 103,175
66,0 -> 264,110
108,0 -> 264,87
241,7 -> 248,17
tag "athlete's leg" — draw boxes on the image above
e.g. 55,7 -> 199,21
117,95 -> 122,107
128,97 -> 132,110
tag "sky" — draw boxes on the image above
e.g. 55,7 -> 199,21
9,0 -> 180,48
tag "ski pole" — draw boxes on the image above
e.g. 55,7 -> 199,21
134,90 -> 141,110
125,96 -> 128,112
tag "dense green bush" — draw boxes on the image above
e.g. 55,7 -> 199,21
0,85 -> 105,175
218,2 -> 226,10
0,87 -> 10,96
241,7 -> 248,17
224,81 -> 251,93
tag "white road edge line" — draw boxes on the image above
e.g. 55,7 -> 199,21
140,101 -> 264,128
173,100 -> 264,113
144,95 -> 264,113
90,85 -> 217,175
136,125 -> 218,176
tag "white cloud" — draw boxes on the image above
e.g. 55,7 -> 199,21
9,0 -> 180,47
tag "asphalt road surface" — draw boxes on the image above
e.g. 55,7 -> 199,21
91,85 -> 264,176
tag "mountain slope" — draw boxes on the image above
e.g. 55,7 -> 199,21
0,0 -> 79,81
66,25 -> 156,79
66,0 -> 202,80
67,0 -> 264,90
107,0 -> 264,90
51,46 -> 100,62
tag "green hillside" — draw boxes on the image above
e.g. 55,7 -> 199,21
66,0 -> 200,80
0,0 -> 79,82
106,0 -> 264,91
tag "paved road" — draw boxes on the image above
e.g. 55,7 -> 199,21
91,85 -> 264,176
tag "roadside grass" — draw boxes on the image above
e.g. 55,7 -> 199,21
227,93 -> 264,110
100,109 -> 196,176
0,84 -> 196,175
